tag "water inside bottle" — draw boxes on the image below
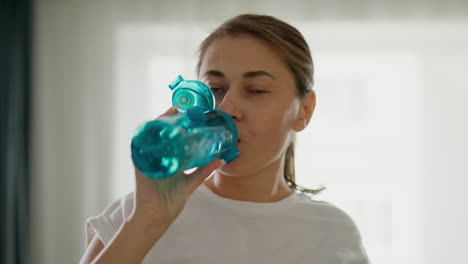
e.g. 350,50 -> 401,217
131,120 -> 186,179
184,126 -> 232,168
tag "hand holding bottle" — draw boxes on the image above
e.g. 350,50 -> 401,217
81,76 -> 237,264
81,106 -> 226,264
131,105 -> 225,229
129,75 -> 238,229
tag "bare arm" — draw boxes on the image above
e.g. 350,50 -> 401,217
80,211 -> 169,264
79,236 -> 104,264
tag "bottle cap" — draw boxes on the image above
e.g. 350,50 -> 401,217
169,75 -> 215,111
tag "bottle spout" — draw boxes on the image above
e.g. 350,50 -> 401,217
169,75 -> 184,90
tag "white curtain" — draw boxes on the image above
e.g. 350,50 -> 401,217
32,1 -> 468,264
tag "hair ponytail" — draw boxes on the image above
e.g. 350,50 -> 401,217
284,135 -> 325,195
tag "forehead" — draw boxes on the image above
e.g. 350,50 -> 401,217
200,35 -> 288,77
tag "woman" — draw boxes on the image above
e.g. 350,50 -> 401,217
80,14 -> 370,264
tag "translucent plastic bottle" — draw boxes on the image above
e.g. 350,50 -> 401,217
131,106 -> 239,179
131,76 -> 239,179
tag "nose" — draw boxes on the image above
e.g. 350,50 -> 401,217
216,90 -> 241,121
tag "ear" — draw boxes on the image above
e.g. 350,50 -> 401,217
293,90 -> 316,132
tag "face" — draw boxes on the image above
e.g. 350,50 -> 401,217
198,35 -> 311,177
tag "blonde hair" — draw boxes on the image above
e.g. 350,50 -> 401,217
196,14 -> 324,195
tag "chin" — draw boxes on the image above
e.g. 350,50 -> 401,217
218,157 -> 252,177
218,154 -> 268,178
218,162 -> 242,176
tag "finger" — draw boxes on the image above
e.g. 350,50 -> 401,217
185,159 -> 225,194
162,105 -> 180,116
156,105 -> 180,120
133,165 -> 152,187
133,166 -> 147,192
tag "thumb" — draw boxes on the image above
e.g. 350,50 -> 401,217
185,160 -> 225,195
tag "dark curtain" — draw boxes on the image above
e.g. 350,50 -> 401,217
0,0 -> 32,264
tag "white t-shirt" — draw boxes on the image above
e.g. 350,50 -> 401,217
86,184 -> 370,264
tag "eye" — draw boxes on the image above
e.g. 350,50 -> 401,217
210,88 -> 225,94
249,89 -> 268,94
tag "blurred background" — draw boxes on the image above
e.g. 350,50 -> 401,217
2,0 -> 468,263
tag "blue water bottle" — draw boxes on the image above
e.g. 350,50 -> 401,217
131,76 -> 239,179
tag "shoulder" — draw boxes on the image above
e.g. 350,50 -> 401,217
293,192 -> 361,234
85,192 -> 135,246
293,192 -> 349,218
293,193 -> 370,262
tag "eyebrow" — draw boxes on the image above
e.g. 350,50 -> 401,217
203,70 -> 276,80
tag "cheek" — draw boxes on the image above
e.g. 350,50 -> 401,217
260,99 -> 299,142
220,108 -> 293,175
248,109 -> 291,150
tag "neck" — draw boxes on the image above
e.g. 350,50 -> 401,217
203,158 -> 294,203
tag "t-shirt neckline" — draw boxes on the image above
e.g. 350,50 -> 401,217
196,183 -> 301,212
